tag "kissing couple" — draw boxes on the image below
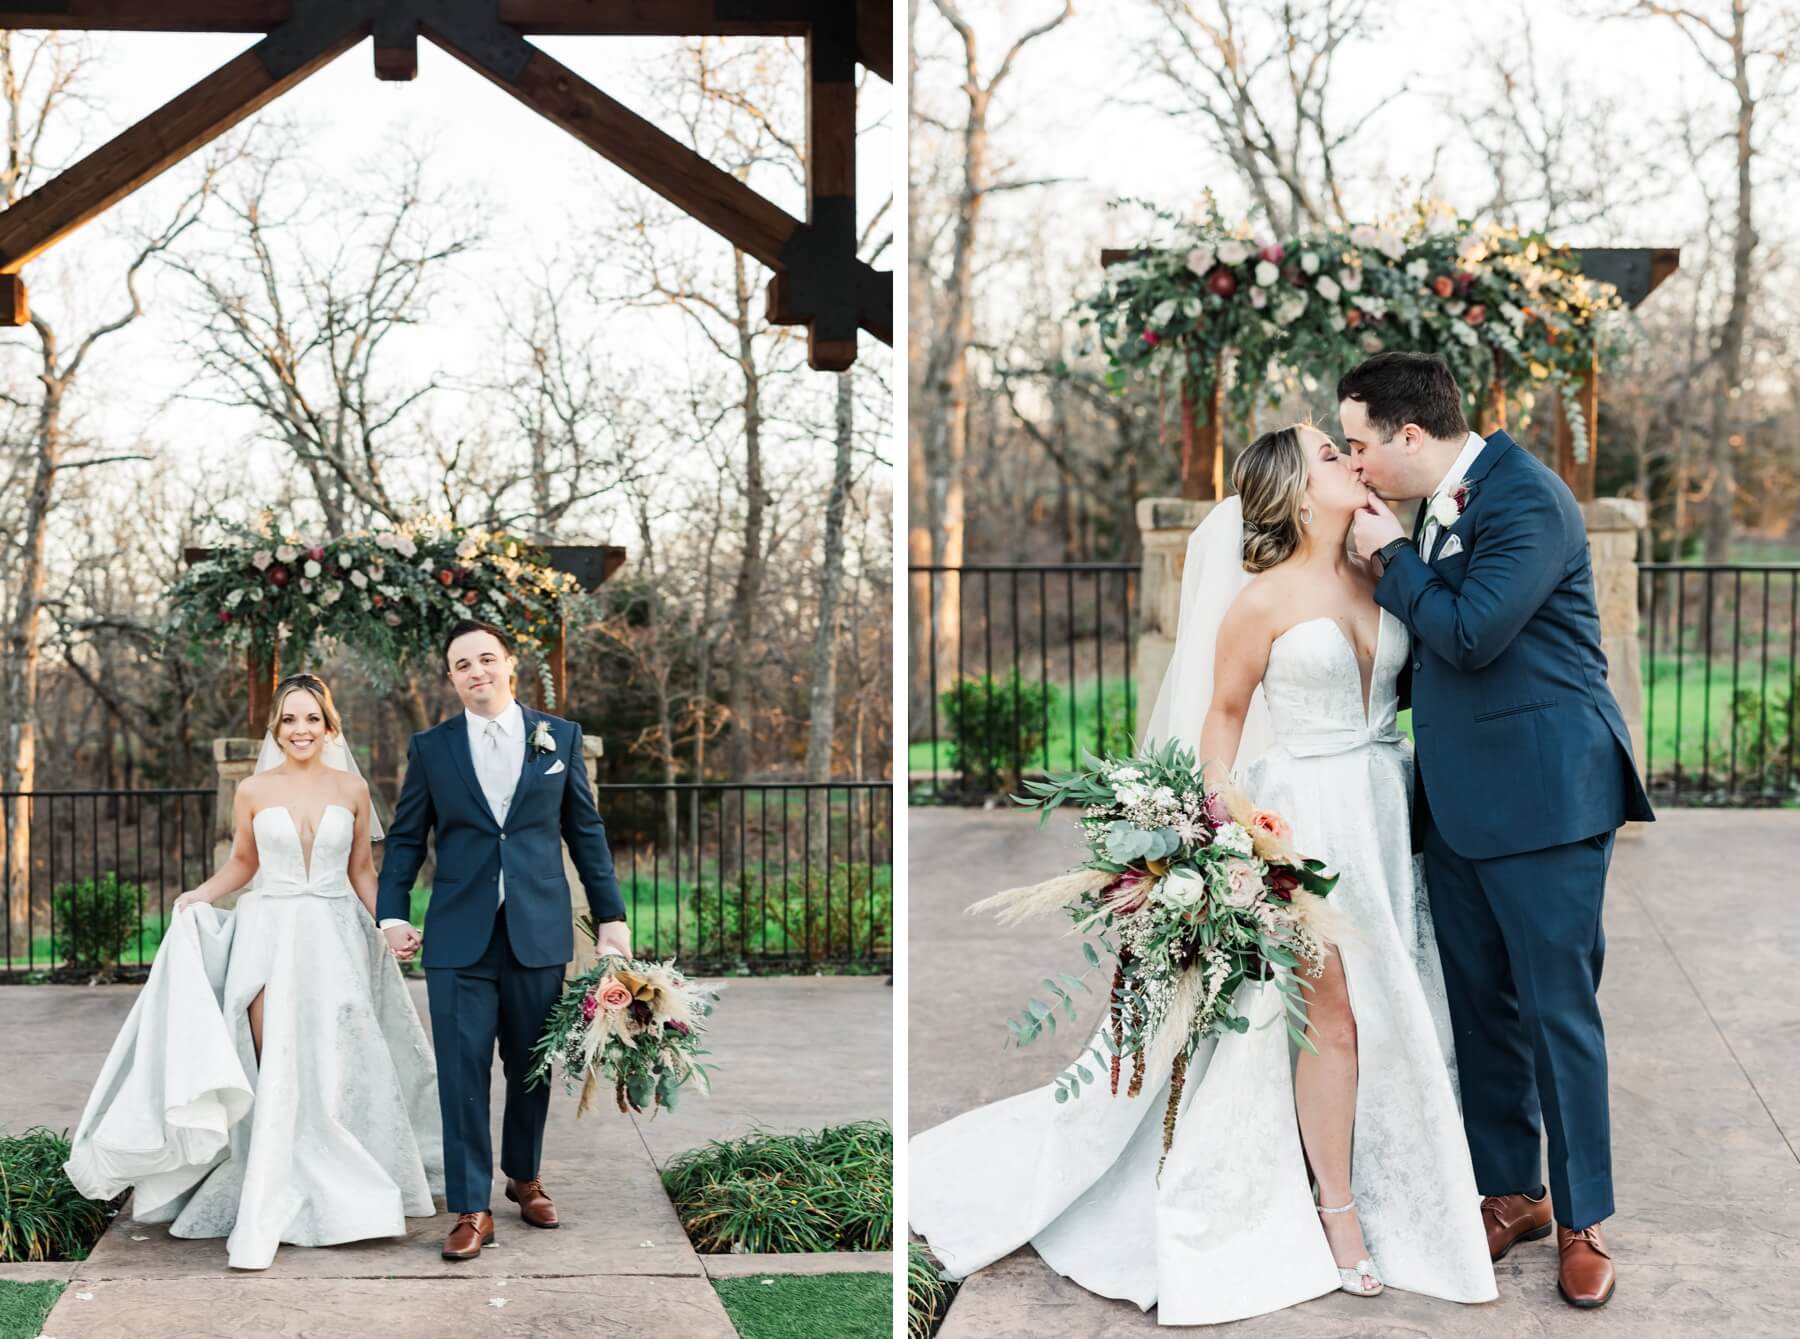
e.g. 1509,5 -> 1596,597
64,619 -> 632,1269
911,351 -> 1654,1323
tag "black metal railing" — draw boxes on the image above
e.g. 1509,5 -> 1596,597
911,563 -> 1138,797
1639,564 -> 1798,805
1,781 -> 892,979
2,789 -> 217,979
595,781 -> 893,971
910,561 -> 1800,809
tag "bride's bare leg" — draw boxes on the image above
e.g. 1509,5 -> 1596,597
248,988 -> 265,1064
1294,949 -> 1375,1285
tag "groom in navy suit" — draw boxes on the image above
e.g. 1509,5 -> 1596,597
376,619 -> 630,1261
1341,353 -> 1653,1310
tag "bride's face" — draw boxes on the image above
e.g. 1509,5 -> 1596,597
275,689 -> 332,763
1297,426 -> 1368,517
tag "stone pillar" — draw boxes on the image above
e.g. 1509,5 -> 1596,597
1582,498 -> 1650,805
564,731 -> 606,981
210,737 -> 261,909
1136,496 -> 1219,730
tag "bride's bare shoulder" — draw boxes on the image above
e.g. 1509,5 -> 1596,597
1223,570 -> 1289,635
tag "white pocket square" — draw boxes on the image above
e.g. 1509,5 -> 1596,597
545,759 -> 566,775
1436,534 -> 1464,560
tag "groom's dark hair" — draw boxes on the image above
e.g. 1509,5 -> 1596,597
444,618 -> 514,664
1337,352 -> 1469,442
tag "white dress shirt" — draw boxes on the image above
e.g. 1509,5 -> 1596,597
379,699 -> 526,932
1420,431 -> 1487,561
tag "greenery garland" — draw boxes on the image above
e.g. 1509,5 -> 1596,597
1081,198 -> 1635,463
165,517 -> 582,694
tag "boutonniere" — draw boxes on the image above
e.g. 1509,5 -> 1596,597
528,720 -> 557,755
1428,482 -> 1473,529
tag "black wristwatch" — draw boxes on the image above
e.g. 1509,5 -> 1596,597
1375,537 -> 1412,570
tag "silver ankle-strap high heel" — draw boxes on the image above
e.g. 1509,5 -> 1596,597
1316,1198 -> 1384,1297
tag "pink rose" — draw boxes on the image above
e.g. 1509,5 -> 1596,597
1249,809 -> 1292,843
1258,243 -> 1285,264
1224,859 -> 1262,908
599,981 -> 632,1011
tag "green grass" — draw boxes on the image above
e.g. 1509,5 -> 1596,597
713,1272 -> 890,1339
662,1122 -> 892,1255
0,1282 -> 64,1339
908,1243 -> 959,1339
909,674 -> 1136,779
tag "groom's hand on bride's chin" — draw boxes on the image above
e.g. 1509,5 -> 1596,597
1352,495 -> 1406,557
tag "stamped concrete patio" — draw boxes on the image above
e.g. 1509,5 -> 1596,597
909,806 -> 1800,1338
0,974 -> 891,1338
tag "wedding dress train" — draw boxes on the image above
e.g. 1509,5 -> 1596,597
910,610 -> 1497,1324
64,804 -> 444,1269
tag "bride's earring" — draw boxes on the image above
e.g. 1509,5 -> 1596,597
1300,505 -> 1314,526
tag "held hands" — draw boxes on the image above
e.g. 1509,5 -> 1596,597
1351,494 -> 1407,564
383,923 -> 423,962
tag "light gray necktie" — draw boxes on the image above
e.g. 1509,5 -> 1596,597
480,718 -> 508,905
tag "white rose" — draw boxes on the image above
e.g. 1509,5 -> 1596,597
385,611 -> 402,626
1254,260 -> 1279,287
1329,311 -> 1347,332
375,532 -> 396,550
1338,267 -> 1362,292
1376,230 -> 1406,261
1299,251 -> 1320,275
303,559 -> 321,579
1429,491 -> 1462,528
1274,293 -> 1307,326
456,538 -> 479,558
1315,275 -> 1341,303
1350,224 -> 1381,251
1155,867 -> 1209,910
1220,859 -> 1263,909
337,551 -> 354,567
299,578 -> 313,594
1249,285 -> 1268,309
225,589 -> 245,608
1360,331 -> 1384,353
251,550 -> 273,571
1217,239 -> 1251,266
1151,298 -> 1179,327
1406,258 -> 1429,280
274,544 -> 298,563
320,585 -> 342,606
1184,245 -> 1216,277
397,538 -> 418,558
350,570 -> 369,589
1456,234 -> 1486,261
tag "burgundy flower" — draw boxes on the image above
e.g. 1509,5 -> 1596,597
1455,271 -> 1476,293
1104,870 -> 1155,916
1282,265 -> 1304,287
1206,268 -> 1237,298
268,566 -> 290,587
628,999 -> 654,1027
1258,243 -> 1285,264
1141,330 -> 1161,346
218,609 -> 232,623
665,1020 -> 691,1036
1201,791 -> 1231,828
307,546 -> 325,562
1452,484 -> 1471,513
1267,869 -> 1300,904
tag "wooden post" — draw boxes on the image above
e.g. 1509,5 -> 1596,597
548,619 -> 568,713
1179,351 -> 1227,501
247,643 -> 278,737
1554,348 -> 1602,502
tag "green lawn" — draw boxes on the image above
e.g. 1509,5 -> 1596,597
713,1273 -> 890,1339
909,674 -> 1136,781
0,1282 -> 62,1339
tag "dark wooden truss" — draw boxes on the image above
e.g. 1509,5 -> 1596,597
0,2 -> 892,370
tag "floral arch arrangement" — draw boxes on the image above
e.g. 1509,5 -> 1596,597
167,518 -> 582,695
1083,200 -> 1635,464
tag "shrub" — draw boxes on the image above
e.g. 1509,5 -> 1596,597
689,864 -> 893,965
661,1121 -> 892,1254
0,1127 -> 117,1263
940,672 -> 1057,789
908,1243 -> 960,1339
52,872 -> 143,980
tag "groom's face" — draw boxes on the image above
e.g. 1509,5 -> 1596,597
1339,398 -> 1414,499
446,630 -> 517,715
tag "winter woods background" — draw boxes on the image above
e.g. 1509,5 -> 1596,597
909,0 -> 1800,731
0,30 -> 894,806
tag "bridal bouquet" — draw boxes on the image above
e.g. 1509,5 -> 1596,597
975,740 -> 1340,1163
526,931 -> 719,1118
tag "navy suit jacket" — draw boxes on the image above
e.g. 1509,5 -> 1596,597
1377,431 -> 1654,859
374,706 -> 626,969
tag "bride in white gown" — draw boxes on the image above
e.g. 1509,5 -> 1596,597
910,425 -> 1496,1325
64,673 -> 443,1270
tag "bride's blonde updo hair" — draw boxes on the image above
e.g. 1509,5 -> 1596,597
269,672 -> 343,740
1232,426 -> 1310,574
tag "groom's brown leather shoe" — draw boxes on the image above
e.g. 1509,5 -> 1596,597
506,1176 -> 560,1229
442,1211 -> 495,1261
1558,1224 -> 1616,1308
1481,1190 -> 1553,1261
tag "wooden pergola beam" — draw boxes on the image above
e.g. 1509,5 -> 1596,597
0,25 -> 364,277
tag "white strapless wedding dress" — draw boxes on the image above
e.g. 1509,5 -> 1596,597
64,805 -> 445,1269
910,611 -> 1498,1324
